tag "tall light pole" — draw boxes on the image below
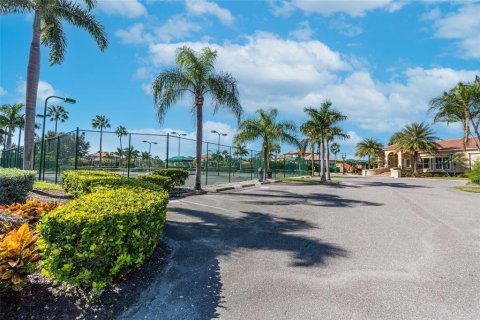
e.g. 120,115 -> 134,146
142,140 -> 158,155
171,131 -> 187,156
211,130 -> 227,176
39,96 -> 76,180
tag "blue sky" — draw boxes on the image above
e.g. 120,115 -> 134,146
1,0 -> 480,157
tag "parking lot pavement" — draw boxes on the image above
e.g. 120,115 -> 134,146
121,177 -> 480,320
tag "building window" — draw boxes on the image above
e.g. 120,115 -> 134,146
420,158 -> 430,169
435,157 -> 450,170
405,159 -> 410,168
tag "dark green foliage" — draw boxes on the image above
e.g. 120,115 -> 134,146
152,168 -> 189,186
39,187 -> 169,294
137,174 -> 174,192
0,169 -> 36,205
469,163 -> 480,184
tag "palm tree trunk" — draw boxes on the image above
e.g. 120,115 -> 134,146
23,13 -> 41,170
326,140 -> 331,180
99,128 -> 103,166
54,119 -> 58,135
311,145 -> 314,176
119,137 -> 123,167
467,111 -> 480,151
6,128 -> 13,149
320,139 -> 326,182
262,139 -> 268,181
413,152 -> 418,174
194,97 -> 203,190
368,155 -> 371,169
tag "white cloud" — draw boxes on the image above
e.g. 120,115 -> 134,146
272,0 -> 405,17
97,0 -> 147,18
154,15 -> 201,42
16,80 -> 58,105
329,16 -> 363,37
289,21 -> 314,40
186,0 -> 234,25
0,86 -> 6,96
115,23 -> 146,44
431,4 -> 480,58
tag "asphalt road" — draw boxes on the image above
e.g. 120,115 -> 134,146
120,176 -> 480,320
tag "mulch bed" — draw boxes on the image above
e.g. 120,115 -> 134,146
0,240 -> 171,320
28,189 -> 72,203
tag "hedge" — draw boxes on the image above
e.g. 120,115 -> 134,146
39,187 -> 169,294
0,168 -> 36,205
137,174 -> 174,192
62,170 -> 122,198
152,168 -> 189,186
469,163 -> 480,184
89,178 -> 163,193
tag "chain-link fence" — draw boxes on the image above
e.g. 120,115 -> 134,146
1,128 -> 309,186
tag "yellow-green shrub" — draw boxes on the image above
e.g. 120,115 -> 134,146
89,178 -> 163,193
469,162 -> 480,184
62,170 -> 122,198
137,174 -> 174,191
152,168 -> 189,186
0,224 -> 40,292
0,168 -> 36,205
39,187 -> 169,294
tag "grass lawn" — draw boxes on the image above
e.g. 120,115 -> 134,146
454,185 -> 480,193
426,176 -> 469,181
278,177 -> 341,184
33,181 -> 63,191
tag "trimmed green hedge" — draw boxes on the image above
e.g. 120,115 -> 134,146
137,174 -> 174,192
0,168 -> 36,205
152,168 -> 189,186
469,163 -> 480,184
62,170 -> 122,198
39,187 -> 169,294
90,178 -> 163,193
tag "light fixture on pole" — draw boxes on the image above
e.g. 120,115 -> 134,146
39,96 -> 76,180
142,140 -> 158,154
171,131 -> 187,156
341,152 -> 347,175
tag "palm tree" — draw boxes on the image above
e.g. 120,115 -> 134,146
330,142 -> 340,172
395,122 -> 438,174
234,108 -> 297,181
46,105 -> 69,134
325,126 -> 349,180
301,101 -> 346,182
355,138 -> 384,169
297,138 -> 310,172
233,144 -> 249,170
3,1 -> 108,170
0,104 -> 24,149
429,77 -> 480,151
152,46 -> 242,190
91,115 -> 110,165
115,125 -> 128,166
388,131 -> 403,146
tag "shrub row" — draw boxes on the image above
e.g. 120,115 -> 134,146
153,168 -> 189,186
400,170 -> 466,178
137,174 -> 174,192
469,163 -> 480,184
0,168 -> 36,205
62,170 -> 123,198
39,186 -> 169,294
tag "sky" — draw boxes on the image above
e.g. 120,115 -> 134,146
1,0 -> 480,158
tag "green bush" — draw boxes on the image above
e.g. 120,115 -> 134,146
0,168 -> 36,205
137,174 -> 174,192
39,187 -> 169,294
62,170 -> 122,198
469,163 -> 480,184
90,178 -> 163,193
152,168 -> 189,186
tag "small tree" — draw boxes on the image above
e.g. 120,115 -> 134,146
46,105 -> 69,134
355,138 -> 384,169
91,115 -> 111,165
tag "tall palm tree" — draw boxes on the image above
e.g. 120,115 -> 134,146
355,138 -> 384,169
325,126 -> 349,180
395,122 -> 438,174
388,131 -> 403,146
152,46 -> 242,190
330,142 -> 340,172
234,108 -> 298,181
300,127 -> 318,176
233,144 -> 249,170
46,105 -> 69,134
301,101 -> 346,182
0,104 -> 24,149
91,115 -> 110,165
2,1 -> 108,170
115,125 -> 128,166
429,77 -> 480,151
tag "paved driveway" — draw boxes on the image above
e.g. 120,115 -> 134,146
121,177 -> 480,320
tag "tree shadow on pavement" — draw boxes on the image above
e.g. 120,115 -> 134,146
123,205 -> 348,320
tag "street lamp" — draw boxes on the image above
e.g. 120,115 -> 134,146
142,140 -> 158,155
171,131 -> 187,156
39,96 -> 76,180
211,130 -> 227,176
341,152 -> 347,175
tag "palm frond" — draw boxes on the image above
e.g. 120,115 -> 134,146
207,72 -> 242,121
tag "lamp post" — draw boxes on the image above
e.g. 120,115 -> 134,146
171,131 -> 187,156
142,140 -> 158,155
341,152 -> 347,175
211,130 -> 227,176
39,96 -> 76,180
